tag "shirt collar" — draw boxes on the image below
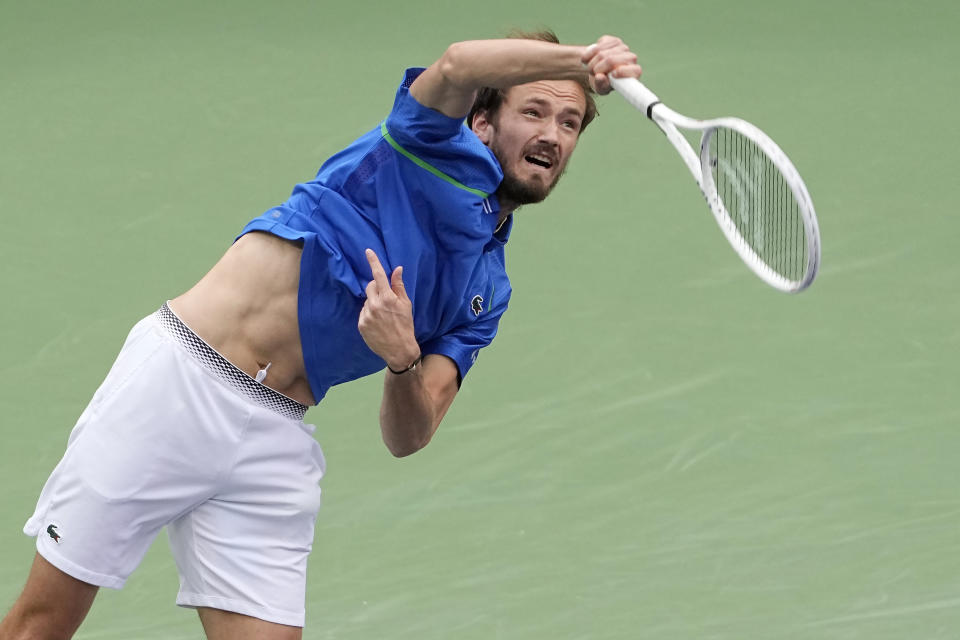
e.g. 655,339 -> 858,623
483,195 -> 512,247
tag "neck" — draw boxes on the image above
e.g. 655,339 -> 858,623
494,210 -> 512,234
496,209 -> 514,229
495,194 -> 520,223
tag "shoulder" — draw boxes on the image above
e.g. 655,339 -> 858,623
383,68 -> 502,197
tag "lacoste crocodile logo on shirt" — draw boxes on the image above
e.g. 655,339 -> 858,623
47,524 -> 61,544
471,295 -> 483,316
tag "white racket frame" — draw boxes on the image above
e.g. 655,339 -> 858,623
610,76 -> 821,293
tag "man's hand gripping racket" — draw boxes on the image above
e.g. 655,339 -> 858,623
584,39 -> 821,293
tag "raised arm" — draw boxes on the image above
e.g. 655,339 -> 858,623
410,35 -> 642,119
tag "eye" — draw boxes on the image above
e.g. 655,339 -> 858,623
561,120 -> 578,130
523,109 -> 541,118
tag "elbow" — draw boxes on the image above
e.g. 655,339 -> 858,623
382,422 -> 436,458
437,41 -> 472,88
388,444 -> 420,458
386,434 -> 432,458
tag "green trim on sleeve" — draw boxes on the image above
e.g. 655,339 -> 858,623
380,121 -> 491,198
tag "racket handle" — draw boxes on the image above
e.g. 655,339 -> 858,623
610,76 -> 661,117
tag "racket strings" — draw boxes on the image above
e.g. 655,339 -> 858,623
710,128 -> 807,281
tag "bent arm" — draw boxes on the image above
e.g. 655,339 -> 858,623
410,35 -> 641,119
379,354 -> 460,457
356,249 -> 461,457
411,39 -> 589,119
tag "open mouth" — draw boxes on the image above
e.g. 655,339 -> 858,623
524,153 -> 553,170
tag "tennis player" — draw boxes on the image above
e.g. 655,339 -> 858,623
1,31 -> 641,639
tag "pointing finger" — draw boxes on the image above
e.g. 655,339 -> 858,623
365,249 -> 391,292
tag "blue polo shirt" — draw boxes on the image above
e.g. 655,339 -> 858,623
239,67 -> 512,404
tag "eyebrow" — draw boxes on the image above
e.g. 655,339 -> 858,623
524,97 -> 585,119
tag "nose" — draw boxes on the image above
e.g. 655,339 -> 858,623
536,118 -> 561,146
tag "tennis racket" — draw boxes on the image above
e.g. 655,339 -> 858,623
610,76 -> 821,293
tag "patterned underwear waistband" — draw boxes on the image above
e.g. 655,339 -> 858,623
155,302 -> 308,421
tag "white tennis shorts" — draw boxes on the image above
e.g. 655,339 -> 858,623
23,303 -> 325,627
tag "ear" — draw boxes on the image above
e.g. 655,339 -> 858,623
471,110 -> 494,145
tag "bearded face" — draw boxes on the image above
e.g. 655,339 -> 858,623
495,138 -> 565,205
472,80 -> 586,207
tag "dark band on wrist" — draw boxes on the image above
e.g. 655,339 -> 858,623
388,354 -> 423,375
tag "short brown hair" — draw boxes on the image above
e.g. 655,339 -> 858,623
466,29 -> 598,133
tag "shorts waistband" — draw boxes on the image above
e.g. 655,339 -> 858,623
155,303 -> 308,421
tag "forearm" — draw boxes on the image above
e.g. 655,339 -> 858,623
437,39 -> 588,91
358,250 -> 460,457
411,35 -> 640,120
379,367 -> 438,458
412,39 -> 589,119
379,353 -> 460,457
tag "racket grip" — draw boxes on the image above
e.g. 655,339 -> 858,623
610,76 -> 661,116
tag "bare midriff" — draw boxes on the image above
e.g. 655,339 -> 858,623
169,231 -> 316,406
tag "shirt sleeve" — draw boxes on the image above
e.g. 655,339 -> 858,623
420,288 -> 511,385
383,68 -> 502,197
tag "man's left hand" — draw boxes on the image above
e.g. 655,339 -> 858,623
358,249 -> 421,371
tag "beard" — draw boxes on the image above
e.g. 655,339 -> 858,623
496,160 -> 565,207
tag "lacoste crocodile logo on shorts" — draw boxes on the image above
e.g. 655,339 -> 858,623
46,524 -> 61,544
471,295 -> 483,316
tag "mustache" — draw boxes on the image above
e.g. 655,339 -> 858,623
523,143 -> 559,166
